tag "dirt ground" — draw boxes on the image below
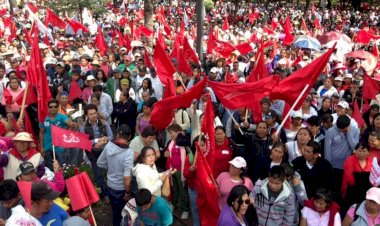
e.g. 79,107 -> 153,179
92,201 -> 193,226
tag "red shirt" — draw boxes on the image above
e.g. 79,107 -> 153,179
183,155 -> 197,190
212,138 -> 233,179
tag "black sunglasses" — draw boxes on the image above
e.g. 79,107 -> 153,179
49,105 -> 58,109
238,199 -> 250,205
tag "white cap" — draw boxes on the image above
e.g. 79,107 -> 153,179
338,101 -> 349,109
210,67 -> 218,73
292,111 -> 303,119
335,76 -> 343,81
38,43 -> 49,49
86,75 -> 96,81
344,73 -> 353,79
229,157 -> 247,168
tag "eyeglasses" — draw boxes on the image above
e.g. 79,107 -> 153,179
238,199 -> 250,205
49,106 -> 58,109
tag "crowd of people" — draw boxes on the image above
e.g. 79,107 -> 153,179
0,0 -> 379,226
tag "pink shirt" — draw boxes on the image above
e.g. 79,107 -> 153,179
347,205 -> 380,225
216,172 -> 254,210
301,206 -> 341,226
82,87 -> 93,103
170,145 -> 182,171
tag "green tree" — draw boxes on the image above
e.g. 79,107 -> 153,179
44,0 -> 108,17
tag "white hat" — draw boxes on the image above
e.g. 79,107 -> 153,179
229,157 -> 247,168
334,76 -> 343,81
344,73 -> 353,79
277,59 -> 287,65
210,67 -> 218,74
38,43 -> 49,49
86,75 -> 96,81
292,111 -> 303,119
366,187 -> 380,204
338,101 -> 349,109
12,132 -> 34,142
121,198 -> 137,225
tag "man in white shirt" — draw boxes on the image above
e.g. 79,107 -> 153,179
331,100 -> 358,129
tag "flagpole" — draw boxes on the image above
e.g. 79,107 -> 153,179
18,82 -> 29,129
276,84 -> 309,135
89,205 -> 98,226
360,98 -> 364,114
226,109 -> 244,135
52,145 -> 56,161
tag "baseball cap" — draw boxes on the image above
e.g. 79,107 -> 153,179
334,76 -> 343,82
229,157 -> 247,168
210,67 -> 218,73
338,101 -> 349,109
112,68 -> 121,74
120,79 -> 129,86
344,73 -> 353,79
292,111 -> 303,119
31,182 -> 60,201
86,75 -> 96,81
264,109 -> 277,120
366,187 -> 380,204
19,162 -> 35,175
332,92 -> 340,98
56,62 -> 65,68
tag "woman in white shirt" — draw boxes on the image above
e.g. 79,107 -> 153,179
285,128 -> 312,163
132,146 -> 172,196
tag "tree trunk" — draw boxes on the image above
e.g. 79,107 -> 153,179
144,0 -> 154,30
8,0 -> 17,14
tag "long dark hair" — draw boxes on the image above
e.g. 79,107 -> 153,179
135,146 -> 155,165
226,185 -> 249,213
191,135 -> 206,154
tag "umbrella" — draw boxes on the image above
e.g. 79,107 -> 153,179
318,31 -> 352,45
131,40 -> 143,47
293,35 -> 321,50
325,40 -> 352,55
346,50 -> 378,75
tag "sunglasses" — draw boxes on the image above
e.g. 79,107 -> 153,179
49,106 -> 58,109
238,199 -> 250,205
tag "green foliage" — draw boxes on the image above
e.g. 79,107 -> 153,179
44,0 -> 108,17
204,0 -> 215,12
62,162 -> 93,179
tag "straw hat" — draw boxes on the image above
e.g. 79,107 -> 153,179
12,132 -> 34,142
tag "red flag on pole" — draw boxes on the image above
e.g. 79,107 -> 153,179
26,2 -> 38,13
51,126 -> 92,151
373,43 -> 379,58
301,17 -> 309,35
150,79 -> 207,129
144,50 -> 153,68
270,44 -> 335,109
352,100 -> 366,128
224,70 -> 235,83
17,181 -> 32,209
15,83 -> 37,105
153,43 -> 176,86
183,36 -> 200,65
213,40 -> 236,58
45,8 -> 67,30
177,49 -> 193,76
28,29 -> 52,122
65,172 -> 100,211
235,42 -> 253,55
362,74 -> 380,100
157,29 -> 168,50
271,18 -> 278,31
246,44 -> 270,83
94,28 -> 107,56
162,78 -> 176,99
201,95 -> 216,169
222,16 -> 229,31
283,16 -> 294,46
2,85 -> 12,106
139,25 -> 154,37
66,18 -> 89,33
196,144 -> 220,226
68,81 -> 82,102
207,27 -> 215,55
208,76 -> 279,109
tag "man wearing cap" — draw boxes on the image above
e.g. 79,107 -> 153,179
105,68 -> 122,103
49,62 -> 70,98
7,182 -> 68,226
0,132 -> 45,180
39,99 -> 76,169
342,187 -> 380,225
97,124 -> 134,226
331,100 -> 359,128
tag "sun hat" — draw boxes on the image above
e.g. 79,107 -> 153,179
12,132 -> 34,142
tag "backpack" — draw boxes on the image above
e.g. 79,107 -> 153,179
353,202 -> 361,222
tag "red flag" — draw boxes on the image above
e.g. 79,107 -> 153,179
144,49 -> 153,68
177,49 -> 193,75
250,33 -> 259,43
222,16 -> 229,31
362,74 -> 380,100
23,109 -> 39,150
139,25 -> 154,37
352,100 -> 366,128
235,42 -> 253,55
224,70 -> 235,83
163,78 -> 176,99
196,144 -> 220,226
314,19 -> 322,30
15,83 -> 37,105
23,28 -> 32,45
207,27 -> 215,54
170,34 -> 182,60
271,18 -> 278,30
246,45 -> 270,83
270,44 -> 335,109
201,95 -> 216,169
0,8 -> 7,17
2,85 -> 12,106
372,43 -> 379,58
51,126 -> 92,151
119,17 -> 128,27
17,181 -> 32,209
129,21 -> 135,40
114,29 -> 126,48
283,16 -> 294,46
301,17 -> 309,35
45,8 -> 67,30
94,28 -> 107,56
68,81 -> 82,101
66,172 -> 100,211
311,3 -> 316,15
150,79 -> 206,129
248,12 -> 259,24
66,18 -> 89,33
182,36 -> 200,65
213,39 -> 236,58
124,33 -> 132,51
208,76 -> 279,109
157,29 -> 168,50
153,43 -> 176,86
263,26 -> 275,35
26,2 -> 38,13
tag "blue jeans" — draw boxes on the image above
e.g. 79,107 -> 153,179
90,161 -> 108,197
109,187 -> 127,226
188,187 -> 200,226
45,150 -> 65,171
